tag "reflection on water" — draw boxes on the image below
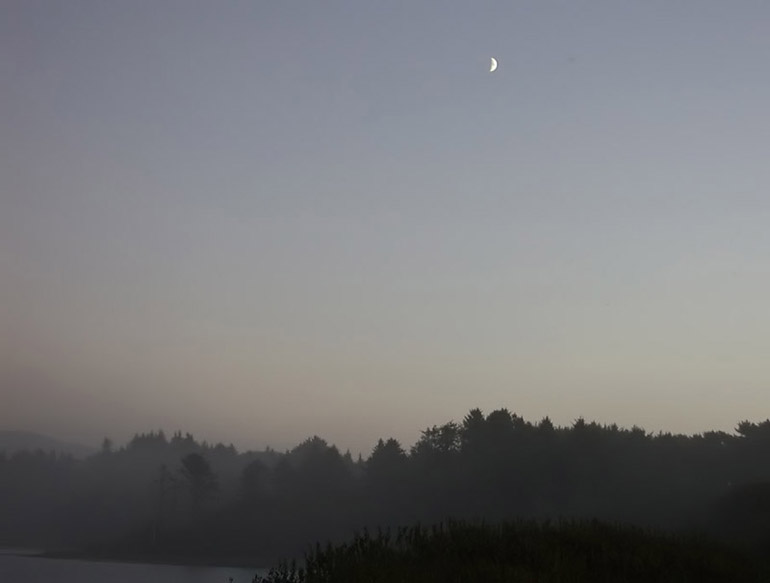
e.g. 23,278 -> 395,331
0,553 -> 266,583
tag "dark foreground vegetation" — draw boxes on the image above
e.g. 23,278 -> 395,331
255,519 -> 769,583
2,409 -> 770,566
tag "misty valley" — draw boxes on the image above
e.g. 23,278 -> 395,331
6,0 -> 770,579
2,409 -> 770,581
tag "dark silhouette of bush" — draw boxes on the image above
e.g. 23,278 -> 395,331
254,519 -> 768,583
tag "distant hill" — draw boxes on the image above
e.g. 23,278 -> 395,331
0,430 -> 96,459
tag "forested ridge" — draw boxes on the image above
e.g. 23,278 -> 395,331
2,409 -> 770,564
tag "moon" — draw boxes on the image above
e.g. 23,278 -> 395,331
489,57 -> 498,72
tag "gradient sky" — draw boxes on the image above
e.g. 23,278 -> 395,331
2,1 -> 770,455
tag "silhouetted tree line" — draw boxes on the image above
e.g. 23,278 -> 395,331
2,411 -> 770,563
0,430 -> 276,550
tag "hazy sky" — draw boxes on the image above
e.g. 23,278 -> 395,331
3,1 -> 770,454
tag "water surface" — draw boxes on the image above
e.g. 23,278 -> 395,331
0,553 -> 266,583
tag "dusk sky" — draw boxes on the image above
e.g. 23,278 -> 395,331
2,1 -> 770,455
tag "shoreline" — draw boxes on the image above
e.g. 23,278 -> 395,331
32,548 -> 270,570
0,548 -> 46,557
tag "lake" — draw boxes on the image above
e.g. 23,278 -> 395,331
0,552 -> 267,583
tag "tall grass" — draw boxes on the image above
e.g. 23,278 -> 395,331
253,518 -> 767,583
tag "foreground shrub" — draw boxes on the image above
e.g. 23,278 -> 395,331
254,518 -> 767,583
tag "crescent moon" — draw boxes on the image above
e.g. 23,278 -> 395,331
489,57 -> 498,72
